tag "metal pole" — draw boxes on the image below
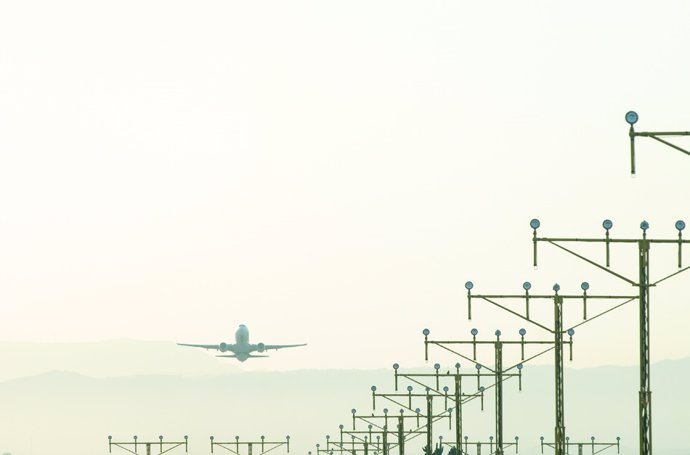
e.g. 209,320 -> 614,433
398,416 -> 405,455
555,296 -> 566,455
495,342 -> 504,455
455,375 -> 463,454
639,239 -> 652,455
426,395 -> 433,455
630,125 -> 636,175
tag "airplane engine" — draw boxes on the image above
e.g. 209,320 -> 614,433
257,342 -> 266,353
219,342 -> 229,352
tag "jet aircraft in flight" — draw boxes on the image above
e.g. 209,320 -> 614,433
177,324 -> 307,362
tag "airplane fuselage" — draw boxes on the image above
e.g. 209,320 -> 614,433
231,324 -> 252,361
177,324 -> 305,362
217,325 -> 265,361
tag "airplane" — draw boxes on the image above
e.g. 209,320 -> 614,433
177,324 -> 307,362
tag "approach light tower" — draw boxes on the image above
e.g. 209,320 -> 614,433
351,404 -> 451,455
383,363 -> 489,455
625,111 -> 690,175
531,218 -> 690,455
423,329 -> 533,455
209,436 -> 290,455
462,281 -> 632,455
108,436 -> 188,455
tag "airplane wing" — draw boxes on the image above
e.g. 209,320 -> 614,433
217,354 -> 270,358
177,343 -> 223,351
262,343 -> 307,351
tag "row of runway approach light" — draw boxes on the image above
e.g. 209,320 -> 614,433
530,218 -> 687,269
309,218 -> 689,455
108,435 -> 291,455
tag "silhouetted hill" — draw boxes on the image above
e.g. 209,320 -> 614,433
0,359 -> 689,455
0,340 -> 239,380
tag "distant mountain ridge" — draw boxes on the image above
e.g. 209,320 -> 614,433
0,340 -> 239,380
0,358 -> 689,455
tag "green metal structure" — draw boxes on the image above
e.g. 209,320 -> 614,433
540,436 -> 620,455
531,218 -> 690,455
384,363 -> 489,454
209,436 -> 290,455
625,111 -> 690,174
108,436 -> 188,455
423,330 -> 535,455
463,281 -> 634,455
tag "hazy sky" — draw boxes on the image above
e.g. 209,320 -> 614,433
1,1 -> 690,371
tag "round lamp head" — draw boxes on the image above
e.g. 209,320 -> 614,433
434,363 -> 440,371
522,281 -> 531,291
339,425 -> 344,430
495,329 -> 501,337
351,408 -> 356,414
519,328 -> 527,336
553,283 -> 561,292
443,386 -> 449,393
479,386 -> 485,392
455,362 -> 461,369
475,364 -> 482,370
581,282 -> 590,291
407,385 -> 413,392
625,111 -> 639,125
471,328 -> 478,336
371,385 -> 377,392
640,220 -> 650,231
465,281 -> 474,290
393,363 -> 399,370
530,219 -> 541,230
602,219 -> 613,230
423,328 -> 430,336
415,408 -> 421,414
567,328 -> 575,336
517,363 -> 523,370
676,220 -> 686,231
